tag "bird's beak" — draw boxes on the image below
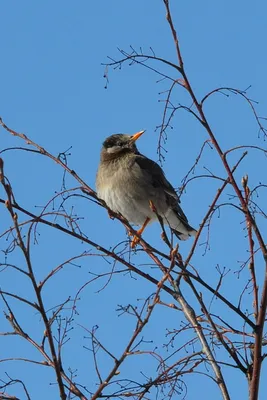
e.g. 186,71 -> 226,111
131,130 -> 145,142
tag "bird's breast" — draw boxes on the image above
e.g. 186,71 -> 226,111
96,161 -> 155,225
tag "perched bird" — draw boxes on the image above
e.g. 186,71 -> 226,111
96,131 -> 197,246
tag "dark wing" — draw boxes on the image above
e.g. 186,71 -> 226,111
134,154 -> 189,223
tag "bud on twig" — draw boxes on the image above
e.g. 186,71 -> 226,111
149,200 -> 157,213
241,174 -> 248,187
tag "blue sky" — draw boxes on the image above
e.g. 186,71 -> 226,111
1,1 -> 267,399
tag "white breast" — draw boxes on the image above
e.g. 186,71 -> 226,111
97,166 -> 156,226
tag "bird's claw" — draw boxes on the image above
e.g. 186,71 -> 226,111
129,217 -> 150,248
130,235 -> 140,249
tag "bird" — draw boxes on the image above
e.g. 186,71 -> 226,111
96,130 -> 197,247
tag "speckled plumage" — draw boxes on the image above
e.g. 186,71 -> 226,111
96,133 -> 197,240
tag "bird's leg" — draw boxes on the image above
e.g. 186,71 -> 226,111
131,217 -> 150,248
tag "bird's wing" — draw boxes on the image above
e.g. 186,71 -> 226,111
133,155 -> 189,223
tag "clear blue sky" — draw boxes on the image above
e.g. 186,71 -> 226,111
1,1 -> 267,399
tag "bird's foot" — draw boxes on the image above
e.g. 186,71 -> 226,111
127,229 -> 141,248
130,233 -> 141,249
129,217 -> 151,249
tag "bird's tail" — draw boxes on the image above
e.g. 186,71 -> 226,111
166,210 -> 197,241
173,226 -> 197,241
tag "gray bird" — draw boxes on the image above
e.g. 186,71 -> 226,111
96,130 -> 197,246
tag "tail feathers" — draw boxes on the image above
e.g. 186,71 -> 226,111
165,210 -> 197,241
173,227 -> 197,241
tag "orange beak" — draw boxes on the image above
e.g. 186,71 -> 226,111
131,130 -> 145,142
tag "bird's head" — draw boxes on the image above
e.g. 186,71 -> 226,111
100,131 -> 145,161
